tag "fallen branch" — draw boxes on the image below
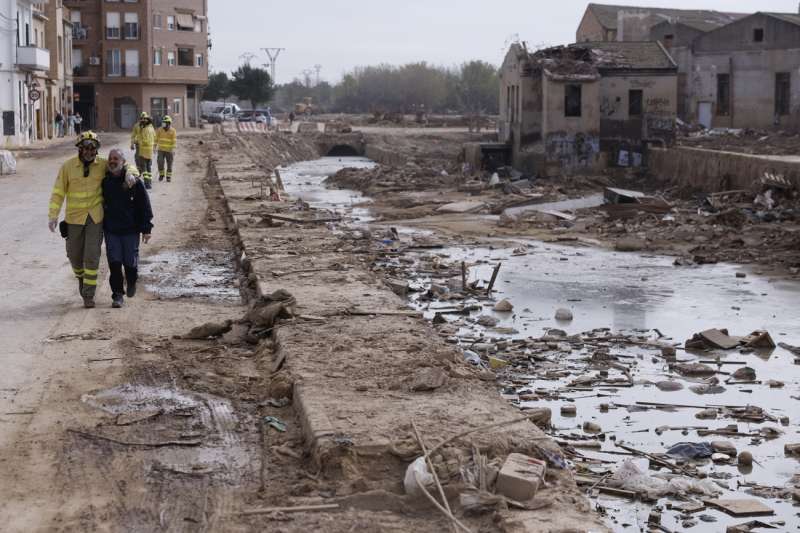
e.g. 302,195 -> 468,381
264,213 -> 341,224
412,420 -> 457,533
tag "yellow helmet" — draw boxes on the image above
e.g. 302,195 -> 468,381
162,115 -> 172,124
75,130 -> 100,148
139,111 -> 150,119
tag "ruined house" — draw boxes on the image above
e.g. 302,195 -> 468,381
576,3 -> 744,43
499,41 -> 677,175
683,12 -> 800,129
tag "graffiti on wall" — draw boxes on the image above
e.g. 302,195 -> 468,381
646,97 -> 671,114
546,132 -> 600,168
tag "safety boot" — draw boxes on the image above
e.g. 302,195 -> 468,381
111,293 -> 124,308
126,280 -> 137,298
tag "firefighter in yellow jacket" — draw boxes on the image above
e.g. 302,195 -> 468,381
155,115 -> 177,182
48,132 -> 136,308
130,112 -> 156,189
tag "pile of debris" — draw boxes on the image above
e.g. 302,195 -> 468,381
679,127 -> 800,156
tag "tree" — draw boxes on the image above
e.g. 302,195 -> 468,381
204,72 -> 231,102
457,61 -> 499,115
230,64 -> 275,109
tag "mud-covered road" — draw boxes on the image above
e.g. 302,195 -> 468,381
0,132 -> 253,531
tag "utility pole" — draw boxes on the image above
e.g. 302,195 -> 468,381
313,64 -> 322,86
302,69 -> 313,88
239,52 -> 256,65
262,47 -> 285,83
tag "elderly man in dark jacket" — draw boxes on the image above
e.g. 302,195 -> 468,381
102,148 -> 154,308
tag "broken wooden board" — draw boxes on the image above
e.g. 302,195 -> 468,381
705,498 -> 775,517
436,200 -> 486,214
686,328 -> 741,350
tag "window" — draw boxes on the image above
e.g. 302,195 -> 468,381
106,12 -> 120,39
153,48 -> 162,65
106,48 -> 121,76
173,97 -> 182,115
663,34 -> 674,48
177,47 -> 193,66
195,53 -> 204,67
776,73 -> 791,116
629,89 -> 643,117
167,51 -> 175,66
194,18 -> 202,32
753,28 -> 764,42
153,13 -> 162,29
71,48 -> 83,67
716,74 -> 730,116
167,15 -> 175,31
125,49 -> 139,76
565,84 -> 582,117
123,12 -> 139,39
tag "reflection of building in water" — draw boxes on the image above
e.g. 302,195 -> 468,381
610,288 -> 648,332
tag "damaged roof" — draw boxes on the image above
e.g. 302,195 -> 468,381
587,3 -> 746,31
762,12 -> 800,27
530,41 -> 676,81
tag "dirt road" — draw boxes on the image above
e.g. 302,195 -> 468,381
0,133 -> 249,531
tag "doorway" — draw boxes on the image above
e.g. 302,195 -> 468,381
698,102 -> 712,129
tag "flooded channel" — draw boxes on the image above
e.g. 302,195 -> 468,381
278,157 -> 800,532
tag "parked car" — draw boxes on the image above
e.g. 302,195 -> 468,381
236,109 -> 271,124
206,103 -> 241,123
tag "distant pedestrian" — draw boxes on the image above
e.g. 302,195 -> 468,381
289,111 -> 295,127
66,111 -> 75,135
74,113 -> 83,134
130,112 -> 156,189
102,148 -> 153,308
155,115 -> 177,182
55,111 -> 64,137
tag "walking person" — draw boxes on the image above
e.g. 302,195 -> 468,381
55,111 -> 64,138
47,132 -> 106,308
102,149 -> 153,308
130,112 -> 156,189
74,112 -> 83,134
155,115 -> 177,182
66,111 -> 75,136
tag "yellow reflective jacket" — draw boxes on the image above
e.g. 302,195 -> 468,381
156,126 -> 177,152
48,156 -> 108,224
131,123 -> 156,159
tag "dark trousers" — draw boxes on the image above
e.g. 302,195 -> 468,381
105,231 -> 139,296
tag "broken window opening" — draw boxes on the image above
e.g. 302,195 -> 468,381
629,89 -> 643,117
565,84 -> 582,117
716,74 -> 730,116
177,47 -> 193,66
753,28 -> 764,42
775,72 -> 791,116
663,34 -> 674,48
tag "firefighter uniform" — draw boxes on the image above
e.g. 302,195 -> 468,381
155,116 -> 177,182
49,134 -> 107,304
131,114 -> 156,187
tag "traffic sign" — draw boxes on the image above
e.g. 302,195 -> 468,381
29,89 -> 41,102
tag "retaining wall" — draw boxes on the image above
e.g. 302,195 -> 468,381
649,146 -> 800,192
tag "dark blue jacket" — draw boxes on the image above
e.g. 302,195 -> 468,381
102,165 -> 154,235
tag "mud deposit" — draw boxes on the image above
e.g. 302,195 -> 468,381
278,156 -> 800,533
139,249 -> 240,301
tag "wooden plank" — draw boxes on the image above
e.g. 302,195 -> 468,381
705,498 -> 774,517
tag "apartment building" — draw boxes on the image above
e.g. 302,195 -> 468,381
66,0 -> 208,131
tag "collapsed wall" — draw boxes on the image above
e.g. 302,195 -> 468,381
649,146 -> 800,192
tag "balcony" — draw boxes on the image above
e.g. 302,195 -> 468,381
72,24 -> 89,41
16,46 -> 50,71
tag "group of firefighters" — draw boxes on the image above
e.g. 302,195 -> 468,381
47,112 -> 178,309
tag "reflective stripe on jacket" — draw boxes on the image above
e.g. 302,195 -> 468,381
132,124 -> 156,159
156,127 -> 177,152
49,156 -> 108,224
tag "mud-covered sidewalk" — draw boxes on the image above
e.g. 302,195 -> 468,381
207,132 -> 609,532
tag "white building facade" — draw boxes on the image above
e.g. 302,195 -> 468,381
1,0 -> 51,146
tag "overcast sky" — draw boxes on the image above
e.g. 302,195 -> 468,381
208,0 -> 799,84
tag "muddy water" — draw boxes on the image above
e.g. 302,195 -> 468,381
278,158 -> 800,532
277,156 -> 377,221
410,242 -> 800,532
